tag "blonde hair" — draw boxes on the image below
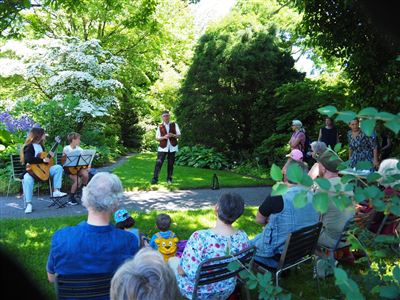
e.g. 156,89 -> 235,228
20,128 -> 45,164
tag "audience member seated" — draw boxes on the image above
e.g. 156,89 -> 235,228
251,160 -> 319,269
308,141 -> 328,179
312,149 -> 355,264
46,172 -> 139,283
168,193 -> 249,300
356,158 -> 400,235
110,247 -> 180,300
149,213 -> 179,261
114,208 -> 146,248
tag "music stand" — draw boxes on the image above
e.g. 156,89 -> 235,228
61,150 -> 96,207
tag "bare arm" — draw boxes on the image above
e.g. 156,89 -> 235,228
47,272 -> 56,283
318,129 -> 322,141
381,137 -> 392,151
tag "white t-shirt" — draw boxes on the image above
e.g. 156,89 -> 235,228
63,145 -> 83,155
33,143 -> 43,157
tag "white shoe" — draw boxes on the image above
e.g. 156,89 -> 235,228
25,203 -> 33,214
53,191 -> 67,198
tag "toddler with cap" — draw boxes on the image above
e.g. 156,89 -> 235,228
114,209 -> 147,248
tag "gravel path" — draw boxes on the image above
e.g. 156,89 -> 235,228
1,153 -> 271,219
0,186 -> 271,219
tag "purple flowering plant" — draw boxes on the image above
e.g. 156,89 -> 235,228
0,112 -> 37,133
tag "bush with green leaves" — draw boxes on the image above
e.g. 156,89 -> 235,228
229,105 -> 399,300
175,146 -> 230,170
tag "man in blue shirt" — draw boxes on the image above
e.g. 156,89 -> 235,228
47,173 -> 138,282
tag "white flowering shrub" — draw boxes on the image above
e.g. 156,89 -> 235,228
0,37 -> 123,123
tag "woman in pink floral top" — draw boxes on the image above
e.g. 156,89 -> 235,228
169,193 -> 249,300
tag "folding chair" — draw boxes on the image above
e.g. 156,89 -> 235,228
55,273 -> 113,300
254,222 -> 323,287
315,218 -> 354,278
192,246 -> 256,300
7,154 -> 25,198
7,154 -> 52,204
317,218 -> 354,260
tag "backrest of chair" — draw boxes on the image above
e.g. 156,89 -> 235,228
193,246 -> 256,297
56,153 -> 63,165
10,154 -> 25,180
278,222 -> 323,269
55,273 -> 113,300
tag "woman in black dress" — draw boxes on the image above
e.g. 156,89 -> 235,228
318,117 -> 338,150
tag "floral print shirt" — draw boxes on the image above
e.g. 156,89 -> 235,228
347,130 -> 377,168
177,229 -> 249,300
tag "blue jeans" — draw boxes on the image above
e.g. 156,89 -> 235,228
22,165 -> 63,203
250,235 -> 279,269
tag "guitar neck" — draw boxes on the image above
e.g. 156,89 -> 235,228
47,141 -> 60,159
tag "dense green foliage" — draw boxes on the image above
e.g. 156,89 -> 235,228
175,145 -> 230,170
176,13 -> 303,155
289,0 -> 400,110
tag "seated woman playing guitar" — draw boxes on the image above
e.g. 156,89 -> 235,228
20,128 -> 67,214
62,132 -> 90,206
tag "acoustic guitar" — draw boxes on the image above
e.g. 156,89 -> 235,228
61,153 -> 89,175
26,136 -> 61,181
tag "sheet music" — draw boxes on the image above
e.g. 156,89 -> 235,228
63,149 -> 96,167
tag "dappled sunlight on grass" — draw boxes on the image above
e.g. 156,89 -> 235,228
113,154 -> 267,191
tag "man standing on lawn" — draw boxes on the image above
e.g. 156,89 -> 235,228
151,111 -> 181,185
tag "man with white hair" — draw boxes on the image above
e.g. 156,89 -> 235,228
46,172 -> 139,283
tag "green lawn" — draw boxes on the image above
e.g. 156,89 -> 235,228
113,153 -> 270,191
0,207 -> 358,300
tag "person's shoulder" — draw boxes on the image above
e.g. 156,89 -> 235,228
113,227 -> 138,243
190,229 -> 208,239
235,229 -> 249,240
52,223 -> 83,240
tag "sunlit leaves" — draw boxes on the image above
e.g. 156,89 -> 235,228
270,163 -> 283,181
334,268 -> 365,300
317,105 -> 337,117
312,192 -> 329,213
271,183 -> 288,196
360,119 -> 376,137
286,163 -> 303,183
315,177 -> 331,190
335,111 -> 357,123
293,190 -> 308,208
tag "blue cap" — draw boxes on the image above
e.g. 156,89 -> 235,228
114,209 -> 129,223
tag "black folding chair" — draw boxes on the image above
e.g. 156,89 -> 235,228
192,246 -> 256,300
55,273 -> 113,300
254,222 -> 323,287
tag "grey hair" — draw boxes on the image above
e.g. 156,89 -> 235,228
110,248 -> 180,300
81,172 -> 124,213
378,158 -> 400,188
311,141 -> 327,157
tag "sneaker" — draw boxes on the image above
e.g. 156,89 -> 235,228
52,191 -> 67,198
167,178 -> 173,184
24,203 -> 33,214
67,199 -> 78,206
151,178 -> 158,185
